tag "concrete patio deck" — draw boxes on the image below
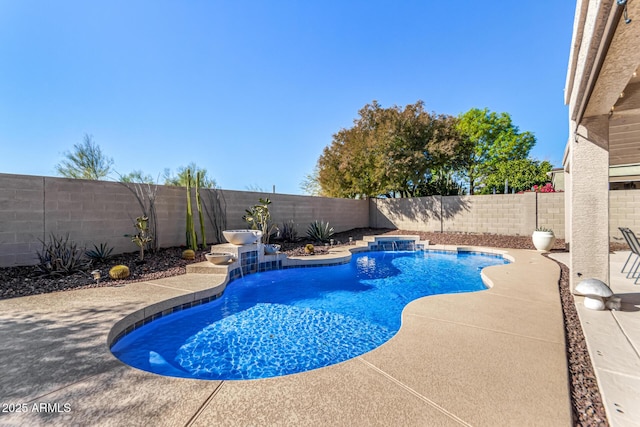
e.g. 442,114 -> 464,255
551,251 -> 640,427
0,247 -> 572,426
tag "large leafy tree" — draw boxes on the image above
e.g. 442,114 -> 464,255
481,159 -> 553,194
316,100 -> 465,198
163,162 -> 217,188
55,134 -> 114,180
457,108 -> 536,195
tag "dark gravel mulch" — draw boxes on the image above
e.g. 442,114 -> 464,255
0,247 -> 208,300
552,257 -> 609,426
0,227 -> 610,425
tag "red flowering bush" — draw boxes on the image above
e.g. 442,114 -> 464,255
533,183 -> 556,193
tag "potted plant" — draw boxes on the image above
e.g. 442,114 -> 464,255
532,227 -> 556,251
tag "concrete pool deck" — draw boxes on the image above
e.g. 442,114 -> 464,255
550,251 -> 640,427
0,247 -> 573,426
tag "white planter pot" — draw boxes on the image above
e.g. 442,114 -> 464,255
532,231 -> 556,252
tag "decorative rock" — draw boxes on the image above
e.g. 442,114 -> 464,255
575,278 -> 614,311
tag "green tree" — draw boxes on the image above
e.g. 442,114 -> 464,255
300,165 -> 323,196
55,134 -> 113,180
119,170 -> 155,184
457,108 -> 536,195
481,159 -> 553,194
163,163 -> 216,188
315,100 -> 465,198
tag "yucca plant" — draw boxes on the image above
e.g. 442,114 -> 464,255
85,242 -> 114,263
36,233 -> 90,276
306,220 -> 334,243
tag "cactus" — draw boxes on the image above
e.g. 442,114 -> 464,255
185,169 -> 197,251
129,216 -> 152,261
305,243 -> 315,254
109,265 -> 130,279
196,170 -> 206,250
182,249 -> 196,260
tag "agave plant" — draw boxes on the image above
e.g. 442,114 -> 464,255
85,242 -> 114,263
306,220 -> 334,243
279,220 -> 299,242
36,234 -> 91,276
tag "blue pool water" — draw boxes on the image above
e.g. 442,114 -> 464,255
111,250 -> 508,380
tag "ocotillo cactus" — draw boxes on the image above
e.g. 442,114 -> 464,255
196,170 -> 206,250
186,169 -> 197,251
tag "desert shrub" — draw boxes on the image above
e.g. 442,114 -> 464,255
306,220 -> 334,243
279,220 -> 299,242
36,234 -> 90,276
85,242 -> 114,263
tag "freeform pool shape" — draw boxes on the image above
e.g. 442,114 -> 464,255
111,250 -> 508,380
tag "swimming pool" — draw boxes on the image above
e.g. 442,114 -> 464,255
111,250 -> 508,380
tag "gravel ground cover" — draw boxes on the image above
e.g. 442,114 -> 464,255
0,228 -> 611,425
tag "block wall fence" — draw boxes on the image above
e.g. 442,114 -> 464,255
370,193 -> 567,238
0,174 -> 369,267
1,173 -> 637,267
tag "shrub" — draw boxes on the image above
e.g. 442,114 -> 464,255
533,183 -> 556,193
85,242 -> 114,263
306,220 -> 334,243
36,234 -> 90,276
279,220 -> 299,242
109,265 -> 130,279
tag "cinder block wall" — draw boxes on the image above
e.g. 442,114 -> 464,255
442,194 -> 538,236
609,190 -> 640,245
372,193 -> 566,238
369,197 -> 442,231
3,172 -> 639,267
536,192 -> 565,237
0,174 -> 45,267
0,173 -> 370,267
220,189 -> 370,236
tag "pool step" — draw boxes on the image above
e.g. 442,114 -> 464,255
186,261 -> 230,275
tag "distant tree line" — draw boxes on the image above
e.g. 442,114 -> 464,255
303,101 -> 552,198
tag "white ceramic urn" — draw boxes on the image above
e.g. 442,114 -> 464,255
532,230 -> 556,251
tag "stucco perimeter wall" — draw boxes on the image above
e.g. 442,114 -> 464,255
372,193 -> 566,239
0,174 -> 369,267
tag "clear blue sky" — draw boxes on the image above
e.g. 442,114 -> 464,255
1,1 -> 576,195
